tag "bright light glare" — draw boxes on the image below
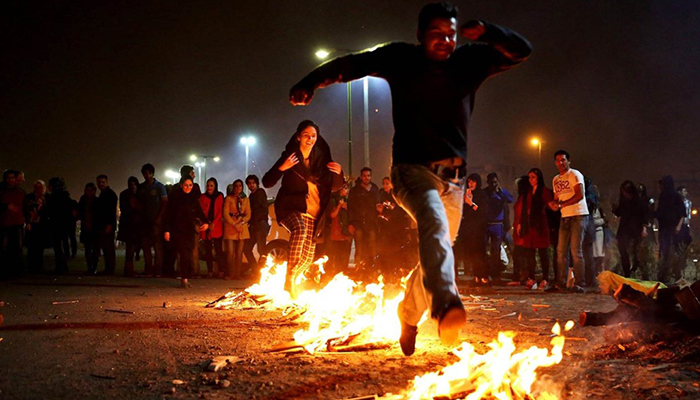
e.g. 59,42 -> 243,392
692,209 -> 698,215
315,49 -> 330,59
213,156 -> 220,162
194,162 -> 201,167
530,138 -> 540,147
164,170 -> 179,182
240,136 -> 257,146
189,154 -> 197,161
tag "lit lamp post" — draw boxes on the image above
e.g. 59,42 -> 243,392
530,137 -> 543,168
190,154 -> 220,187
164,169 -> 180,184
315,48 -> 372,177
240,136 -> 256,193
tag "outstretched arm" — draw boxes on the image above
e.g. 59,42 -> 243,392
289,43 -> 400,105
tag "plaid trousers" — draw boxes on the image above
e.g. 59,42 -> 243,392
282,212 -> 316,276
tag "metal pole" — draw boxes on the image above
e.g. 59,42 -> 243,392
245,145 -> 250,194
203,158 -> 208,186
363,77 -> 369,168
347,81 -> 353,183
538,143 -> 542,169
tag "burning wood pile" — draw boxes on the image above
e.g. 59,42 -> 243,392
207,258 -> 578,399
580,271 -> 700,329
207,257 -> 404,354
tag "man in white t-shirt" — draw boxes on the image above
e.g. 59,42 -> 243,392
547,150 -> 589,292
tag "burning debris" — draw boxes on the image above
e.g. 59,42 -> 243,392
580,271 -> 700,328
207,257 -> 404,354
374,321 -> 575,400
206,258 -> 580,399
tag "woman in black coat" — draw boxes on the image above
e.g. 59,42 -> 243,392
262,120 -> 344,297
164,177 -> 209,288
612,180 -> 648,278
460,173 -> 490,285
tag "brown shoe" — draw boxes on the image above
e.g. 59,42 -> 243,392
399,320 -> 418,356
437,305 -> 466,346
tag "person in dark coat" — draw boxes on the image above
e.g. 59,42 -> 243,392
517,168 -> 554,284
459,173 -> 489,285
96,175 -> 118,275
24,180 -> 48,273
44,178 -> 72,273
164,176 -> 209,288
78,183 -> 100,274
199,177 -> 225,278
348,167 -> 381,269
262,120 -> 344,298
654,175 -> 686,283
244,174 -> 270,273
612,180 -> 648,278
118,176 -> 142,277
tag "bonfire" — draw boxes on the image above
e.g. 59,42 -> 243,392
207,257 -> 574,399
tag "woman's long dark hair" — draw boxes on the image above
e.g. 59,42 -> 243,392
285,119 -> 332,185
524,168 -> 547,234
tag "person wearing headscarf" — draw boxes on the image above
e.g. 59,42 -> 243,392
200,177 -> 225,278
164,176 -> 209,288
262,120 -> 344,298
223,179 -> 249,279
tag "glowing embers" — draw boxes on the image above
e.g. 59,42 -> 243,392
383,321 -> 575,400
207,256 -> 404,354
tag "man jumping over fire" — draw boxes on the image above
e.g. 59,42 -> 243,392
289,2 -> 531,356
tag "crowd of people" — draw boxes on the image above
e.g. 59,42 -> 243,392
0,164 -> 274,288
1,149 -> 693,292
0,155 -> 417,290
453,149 -> 694,293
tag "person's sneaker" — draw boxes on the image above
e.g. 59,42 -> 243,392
568,285 -> 585,293
437,305 -> 466,346
399,320 -> 418,356
544,284 -> 560,293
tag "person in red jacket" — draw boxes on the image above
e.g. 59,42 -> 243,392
199,178 -> 225,278
515,168 -> 553,286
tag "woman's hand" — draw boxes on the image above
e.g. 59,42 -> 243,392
199,224 -> 209,232
279,153 -> 299,172
164,232 -> 171,242
327,162 -> 342,175
464,189 -> 473,206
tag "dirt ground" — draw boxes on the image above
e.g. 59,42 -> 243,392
1,257 -> 699,400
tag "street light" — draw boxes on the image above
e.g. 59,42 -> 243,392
530,137 -> 543,168
316,48 -> 372,177
189,154 -> 220,187
164,169 -> 180,184
240,136 -> 256,193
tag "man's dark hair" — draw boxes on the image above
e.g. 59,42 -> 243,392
2,169 -> 16,182
96,174 -> 108,181
382,176 -> 391,182
245,175 -> 259,185
85,182 -> 97,191
553,150 -> 570,160
418,2 -> 458,39
360,167 -> 372,174
141,163 -> 155,174
486,172 -> 499,181
127,176 -> 139,187
180,165 -> 194,178
678,185 -> 687,192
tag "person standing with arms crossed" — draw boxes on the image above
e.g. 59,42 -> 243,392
289,2 -> 531,355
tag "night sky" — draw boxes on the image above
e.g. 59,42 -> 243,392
3,1 -> 700,200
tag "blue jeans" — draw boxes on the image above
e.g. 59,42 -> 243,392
391,164 -> 464,326
556,215 -> 587,287
485,223 -> 504,279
